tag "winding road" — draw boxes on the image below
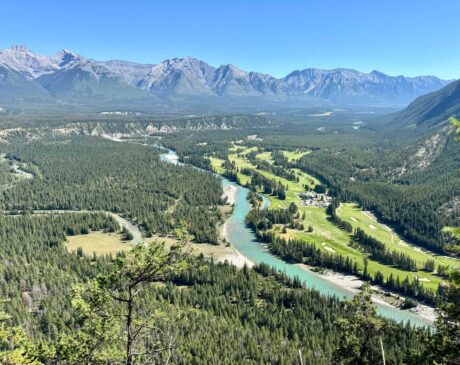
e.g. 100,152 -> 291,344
3,209 -> 144,244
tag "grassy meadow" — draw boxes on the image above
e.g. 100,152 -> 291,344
66,231 -> 133,256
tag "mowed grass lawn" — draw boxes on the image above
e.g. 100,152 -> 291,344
281,205 -> 444,291
255,151 -> 273,162
209,145 -> 455,291
229,145 -> 258,155
283,150 -> 311,162
226,148 -> 319,208
66,231 -> 133,256
337,203 -> 460,270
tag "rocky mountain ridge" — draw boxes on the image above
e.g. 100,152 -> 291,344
0,45 -> 452,109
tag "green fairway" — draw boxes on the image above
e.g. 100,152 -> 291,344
209,156 -> 252,185
285,206 -> 445,291
337,203 -> 460,270
283,150 -> 311,162
226,148 -> 319,207
255,151 -> 272,162
209,157 -> 225,174
229,144 -> 257,155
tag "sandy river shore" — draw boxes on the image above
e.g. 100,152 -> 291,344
222,184 -> 237,205
192,237 -> 254,269
295,263 -> 436,323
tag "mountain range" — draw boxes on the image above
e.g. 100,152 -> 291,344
0,45 -> 452,111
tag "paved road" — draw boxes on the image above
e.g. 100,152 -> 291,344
3,209 -> 144,244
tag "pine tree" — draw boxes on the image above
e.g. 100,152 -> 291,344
334,283 -> 390,364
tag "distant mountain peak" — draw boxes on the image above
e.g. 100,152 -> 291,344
0,45 -> 60,79
54,49 -> 84,68
56,49 -> 80,58
54,49 -> 82,67
217,64 -> 247,77
8,44 -> 32,52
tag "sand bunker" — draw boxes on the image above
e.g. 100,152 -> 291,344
321,242 -> 336,253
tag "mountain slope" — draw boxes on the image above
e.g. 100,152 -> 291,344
210,65 -> 278,96
135,57 -> 215,97
0,45 -> 59,79
392,79 -> 460,129
0,65 -> 51,103
37,61 -> 151,101
0,45 -> 83,79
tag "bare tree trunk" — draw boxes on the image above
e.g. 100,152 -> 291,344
379,336 -> 386,365
298,349 -> 304,365
126,288 -> 134,365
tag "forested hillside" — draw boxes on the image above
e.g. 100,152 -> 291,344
0,136 -> 223,243
1,240 -> 428,364
0,212 -> 118,338
391,79 -> 460,129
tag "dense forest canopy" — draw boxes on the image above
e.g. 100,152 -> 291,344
0,136 -> 224,243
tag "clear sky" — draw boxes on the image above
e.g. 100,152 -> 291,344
1,0 -> 458,79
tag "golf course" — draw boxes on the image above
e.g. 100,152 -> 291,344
209,144 -> 460,294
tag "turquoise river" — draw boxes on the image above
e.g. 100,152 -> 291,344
160,149 -> 433,328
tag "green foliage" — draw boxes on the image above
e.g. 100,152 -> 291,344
52,281 -> 123,363
296,142 -> 460,253
255,229 -> 436,303
450,116 -> 460,141
353,228 -> 417,271
2,237 -> 429,364
121,226 -> 134,241
401,298 -> 418,310
419,270 -> 460,364
314,184 -> 327,194
424,259 -> 435,272
0,117 -> 455,363
0,301 -> 41,364
334,283 -> 391,364
423,132 -> 460,364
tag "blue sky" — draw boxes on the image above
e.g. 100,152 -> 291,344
1,0 -> 458,79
